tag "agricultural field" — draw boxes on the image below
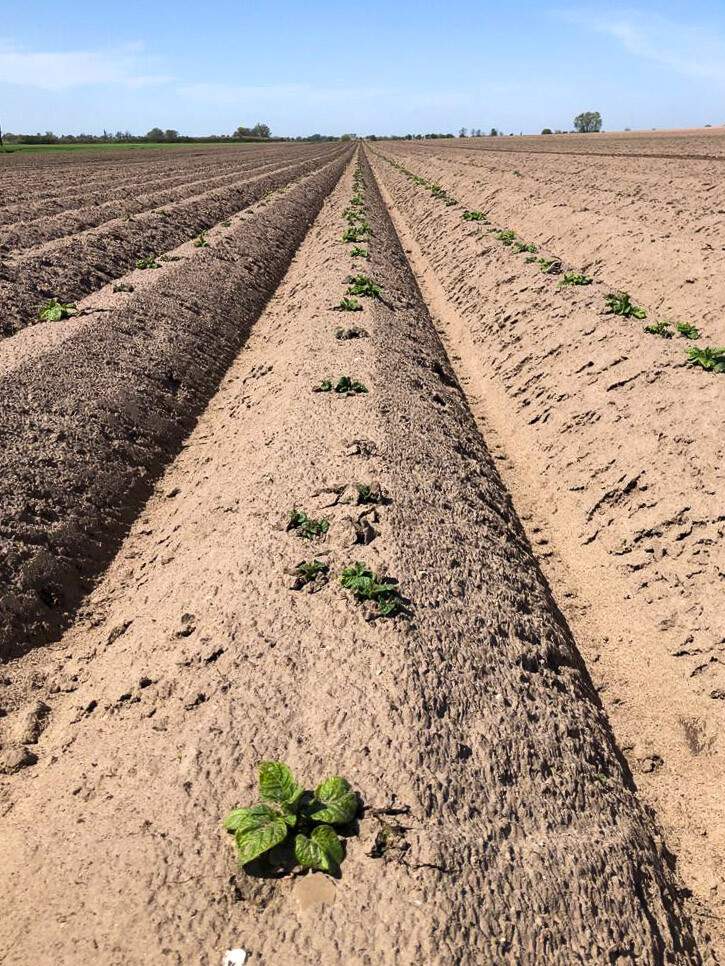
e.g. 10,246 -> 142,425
0,135 -> 722,963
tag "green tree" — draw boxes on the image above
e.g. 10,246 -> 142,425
541,128 -> 553,135
573,111 -> 602,133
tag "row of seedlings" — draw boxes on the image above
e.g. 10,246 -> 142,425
375,151 -> 724,375
222,159 -> 410,882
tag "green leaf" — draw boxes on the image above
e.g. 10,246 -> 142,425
295,832 -> 333,872
236,814 -> 288,865
282,802 -> 299,828
294,825 -> 344,873
309,776 -> 358,825
312,824 -> 344,865
223,803 -> 279,834
258,761 -> 303,804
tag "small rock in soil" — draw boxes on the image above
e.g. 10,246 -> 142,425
0,746 -> 38,774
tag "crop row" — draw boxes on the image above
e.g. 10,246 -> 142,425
226,157 -> 413,878
0,147 -> 346,336
0,150 -> 328,253
377,152 -> 725,375
0,153 -> 351,661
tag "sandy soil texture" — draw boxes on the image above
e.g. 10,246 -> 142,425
444,126 -> 725,159
367,141 -> 724,950
0,150 -> 350,661
0,150 -> 709,964
0,144 -> 343,335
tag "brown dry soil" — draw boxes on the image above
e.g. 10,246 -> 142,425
0,139 -> 721,963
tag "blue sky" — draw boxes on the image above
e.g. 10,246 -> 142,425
2,1 -> 725,136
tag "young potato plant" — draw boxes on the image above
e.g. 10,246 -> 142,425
314,376 -> 368,394
193,231 -> 209,248
291,559 -> 329,589
337,297 -> 363,312
343,226 -> 368,243
350,246 -> 369,259
462,210 -> 488,222
347,275 -> 382,299
356,482 -> 387,505
559,272 -> 593,287
676,321 -> 700,340
288,509 -> 330,540
112,282 -> 134,293
340,562 -> 407,617
686,346 -> 725,373
605,292 -> 646,319
136,254 -> 162,270
511,240 -> 537,255
37,298 -> 76,322
495,229 -> 517,246
430,184 -> 457,206
224,761 -> 358,876
644,320 -> 673,339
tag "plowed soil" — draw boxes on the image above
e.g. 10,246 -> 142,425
0,138 -> 721,963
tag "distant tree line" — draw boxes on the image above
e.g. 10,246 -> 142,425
0,110 -> 606,147
0,123 -> 278,145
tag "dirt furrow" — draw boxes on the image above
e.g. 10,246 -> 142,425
0,146 -> 345,336
367,143 -> 725,953
0,151 -> 708,964
379,145 -> 725,331
0,146 -> 321,226
0,150 -> 351,661
0,152 -> 323,251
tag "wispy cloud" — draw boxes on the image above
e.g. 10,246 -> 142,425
0,40 -> 173,91
556,7 -> 725,83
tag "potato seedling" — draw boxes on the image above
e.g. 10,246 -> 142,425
37,298 -> 76,322
676,321 -> 700,340
288,509 -> 330,540
524,255 -> 537,264
112,282 -> 134,293
462,210 -> 487,222
605,292 -> 646,319
291,559 -> 329,588
511,241 -> 537,254
343,227 -> 367,243
430,184 -> 457,206
224,761 -> 358,876
337,297 -> 363,312
340,563 -> 407,617
644,320 -> 673,338
686,346 -> 725,373
347,275 -> 382,299
193,231 -> 209,248
356,483 -> 386,504
350,246 -> 369,259
495,229 -> 517,246
559,272 -> 593,287
135,254 -> 161,270
314,376 -> 368,394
